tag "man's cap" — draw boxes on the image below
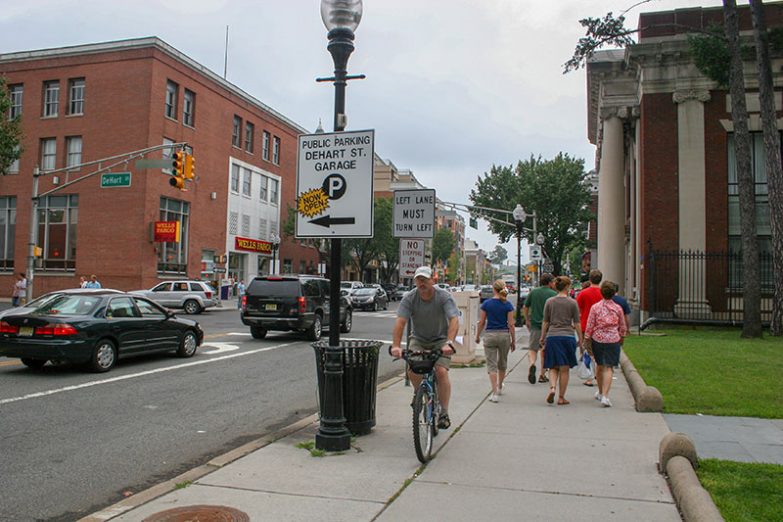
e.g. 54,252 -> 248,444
413,266 -> 432,279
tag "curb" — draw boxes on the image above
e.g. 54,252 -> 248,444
659,433 -> 725,522
619,351 -> 663,412
79,373 -> 404,522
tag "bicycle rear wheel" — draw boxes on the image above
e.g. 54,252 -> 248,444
412,384 -> 434,463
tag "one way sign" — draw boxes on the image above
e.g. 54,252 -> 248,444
295,129 -> 375,238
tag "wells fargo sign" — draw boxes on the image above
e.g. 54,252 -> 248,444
235,236 -> 273,254
154,221 -> 181,242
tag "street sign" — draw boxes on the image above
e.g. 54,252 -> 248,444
399,239 -> 426,279
295,129 -> 375,238
101,172 -> 131,188
530,245 -> 542,261
213,267 -> 227,273
135,159 -> 173,169
392,189 -> 435,238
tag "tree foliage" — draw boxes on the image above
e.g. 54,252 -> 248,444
489,245 -> 508,266
563,12 -> 636,72
372,197 -> 400,283
0,76 -> 23,175
432,227 -> 455,266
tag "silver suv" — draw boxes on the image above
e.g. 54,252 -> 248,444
131,280 -> 217,314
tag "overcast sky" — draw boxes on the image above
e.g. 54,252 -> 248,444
0,0 -> 723,265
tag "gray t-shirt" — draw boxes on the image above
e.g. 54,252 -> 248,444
542,295 -> 580,337
397,287 -> 460,343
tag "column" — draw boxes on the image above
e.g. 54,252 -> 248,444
597,111 -> 626,290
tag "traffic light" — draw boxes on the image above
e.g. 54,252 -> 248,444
170,151 -> 185,189
184,153 -> 195,180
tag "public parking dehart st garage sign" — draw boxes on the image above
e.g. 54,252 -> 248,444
295,129 -> 375,238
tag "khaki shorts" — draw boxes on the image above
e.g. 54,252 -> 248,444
483,330 -> 511,373
408,337 -> 451,369
528,328 -> 543,351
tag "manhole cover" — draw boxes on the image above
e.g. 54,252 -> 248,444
143,505 -> 250,522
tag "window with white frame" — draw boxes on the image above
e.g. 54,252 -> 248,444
66,136 -> 82,168
162,137 -> 175,174
245,122 -> 254,153
229,211 -> 238,234
68,78 -> 84,115
232,116 -> 242,147
242,167 -> 252,196
270,220 -> 278,236
41,138 -> 56,171
37,195 -> 78,271
183,89 -> 195,126
259,218 -> 268,240
262,131 -> 270,161
9,84 -> 22,119
0,196 -> 16,271
230,163 -> 240,193
165,81 -> 178,119
157,197 -> 189,274
43,80 -> 59,117
259,175 -> 268,201
269,178 -> 279,205
241,214 -> 250,236
272,136 -> 281,164
8,145 -> 20,174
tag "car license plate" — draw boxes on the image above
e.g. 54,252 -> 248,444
18,326 -> 34,337
265,304 -> 278,311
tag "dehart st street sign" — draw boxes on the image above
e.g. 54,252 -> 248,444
295,129 -> 375,238
392,189 -> 435,238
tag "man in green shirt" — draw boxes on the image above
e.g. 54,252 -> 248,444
524,273 -> 557,384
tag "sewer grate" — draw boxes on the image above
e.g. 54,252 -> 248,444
143,505 -> 250,522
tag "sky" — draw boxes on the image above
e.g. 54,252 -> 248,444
0,0 -> 724,265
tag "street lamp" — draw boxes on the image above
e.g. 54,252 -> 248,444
512,204 -> 526,327
536,233 -> 545,286
270,233 -> 281,275
315,0 -> 362,453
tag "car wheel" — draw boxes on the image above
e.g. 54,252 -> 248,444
89,339 -> 117,373
183,299 -> 201,315
307,314 -> 322,341
177,330 -> 198,358
340,309 -> 353,333
21,358 -> 47,370
251,326 -> 267,339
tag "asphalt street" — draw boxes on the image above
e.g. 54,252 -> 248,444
0,301 -> 404,521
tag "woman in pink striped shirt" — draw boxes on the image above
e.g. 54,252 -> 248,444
584,281 -> 627,407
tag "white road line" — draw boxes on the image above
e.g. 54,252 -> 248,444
0,341 -> 299,406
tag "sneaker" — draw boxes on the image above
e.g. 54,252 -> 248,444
497,382 -> 504,395
489,393 -> 499,403
601,396 -> 612,408
528,365 -> 537,384
594,391 -> 602,401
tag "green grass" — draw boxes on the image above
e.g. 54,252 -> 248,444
623,327 -> 783,418
174,480 -> 192,489
696,459 -> 783,521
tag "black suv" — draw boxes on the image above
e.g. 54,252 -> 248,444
240,275 -> 352,340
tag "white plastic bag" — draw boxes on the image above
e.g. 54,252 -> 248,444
577,352 -> 594,380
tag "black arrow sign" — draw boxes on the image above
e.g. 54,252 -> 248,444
309,215 -> 356,228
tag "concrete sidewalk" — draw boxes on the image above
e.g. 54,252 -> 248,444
97,336 -> 679,522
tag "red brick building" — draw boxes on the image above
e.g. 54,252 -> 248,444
0,37 -> 319,298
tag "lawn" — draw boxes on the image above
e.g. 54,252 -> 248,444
696,459 -> 783,522
623,327 -> 783,418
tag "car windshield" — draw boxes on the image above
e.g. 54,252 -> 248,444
31,294 -> 101,316
354,288 -> 376,295
340,282 -> 352,289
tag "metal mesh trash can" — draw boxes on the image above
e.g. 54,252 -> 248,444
313,339 -> 382,436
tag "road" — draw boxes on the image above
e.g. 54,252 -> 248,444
0,302 -> 404,521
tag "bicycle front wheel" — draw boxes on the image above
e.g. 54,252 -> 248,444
413,384 -> 434,463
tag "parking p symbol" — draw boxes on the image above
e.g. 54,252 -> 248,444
322,174 -> 347,200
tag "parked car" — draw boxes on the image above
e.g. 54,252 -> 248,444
518,285 -> 532,302
381,283 -> 398,300
394,285 -> 411,300
479,285 -> 494,302
0,290 -> 203,372
435,283 -> 450,291
130,280 -> 217,314
241,275 -> 352,341
351,287 -> 388,311
461,284 -> 481,292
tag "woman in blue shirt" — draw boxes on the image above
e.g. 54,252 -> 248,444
475,279 -> 516,402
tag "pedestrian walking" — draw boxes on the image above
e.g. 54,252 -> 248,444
611,285 -> 632,333
584,281 -> 627,407
236,280 -> 246,309
83,274 -> 102,289
576,269 -> 603,387
475,279 -> 515,403
79,276 -> 87,288
540,276 -> 582,405
11,272 -> 27,307
523,273 -> 557,384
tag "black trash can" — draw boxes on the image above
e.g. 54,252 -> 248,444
313,339 -> 382,436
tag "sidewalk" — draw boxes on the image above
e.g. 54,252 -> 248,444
93,332 -> 680,522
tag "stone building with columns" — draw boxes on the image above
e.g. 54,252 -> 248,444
586,4 -> 781,322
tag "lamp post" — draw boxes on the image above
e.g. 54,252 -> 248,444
315,0 -> 362,452
536,233 -> 545,286
512,204 -> 526,327
270,233 -> 281,275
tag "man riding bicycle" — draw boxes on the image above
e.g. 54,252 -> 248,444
391,266 -> 459,430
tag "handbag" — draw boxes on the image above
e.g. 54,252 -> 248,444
577,351 -> 594,380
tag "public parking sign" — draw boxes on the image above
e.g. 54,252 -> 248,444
393,189 -> 435,238
399,239 -> 426,279
295,129 -> 375,238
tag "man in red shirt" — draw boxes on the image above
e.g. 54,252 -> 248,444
576,269 -> 603,386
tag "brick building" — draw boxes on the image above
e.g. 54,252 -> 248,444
0,37 -> 320,298
586,4 -> 781,322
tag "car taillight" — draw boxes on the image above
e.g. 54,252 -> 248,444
34,323 -> 78,336
241,295 -> 247,309
205,291 -> 212,299
0,321 -> 19,334
298,296 -> 306,313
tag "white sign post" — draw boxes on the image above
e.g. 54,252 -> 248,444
295,129 -> 375,238
530,245 -> 542,261
392,189 -> 435,238
399,239 -> 426,279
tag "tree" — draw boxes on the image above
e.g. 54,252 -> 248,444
489,245 -> 508,266
432,227 -> 455,266
446,251 -> 461,285
470,153 -> 592,276
0,76 -> 23,175
373,198 -> 400,283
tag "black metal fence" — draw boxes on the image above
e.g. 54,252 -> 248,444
648,249 -> 774,323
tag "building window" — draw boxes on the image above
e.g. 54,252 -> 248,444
165,81 -> 178,119
259,218 -> 268,239
68,78 -> 85,115
241,214 -> 250,236
37,195 -> 78,271
9,84 -> 22,119
269,178 -> 279,205
259,175 -> 268,201
244,122 -> 254,153
232,115 -> 242,147
229,211 -> 238,235
230,163 -> 240,193
41,138 -> 56,171
242,167 -> 252,196
283,259 -> 292,274
162,137 -> 175,174
272,136 -> 281,165
66,136 -> 82,169
157,197 -> 189,274
262,131 -> 270,161
0,197 -> 16,271
8,145 -> 20,174
183,89 -> 195,126
270,220 -> 278,236
43,80 -> 59,117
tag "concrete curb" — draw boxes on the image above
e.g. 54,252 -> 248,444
620,351 -> 663,412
